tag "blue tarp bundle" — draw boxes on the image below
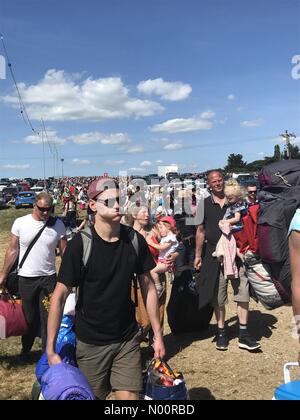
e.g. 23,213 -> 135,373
41,362 -> 95,400
36,315 -> 76,384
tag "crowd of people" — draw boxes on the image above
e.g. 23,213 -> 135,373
0,169 -> 299,400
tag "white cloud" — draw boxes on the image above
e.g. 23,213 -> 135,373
126,146 -> 144,153
237,106 -> 244,112
140,161 -> 152,167
69,132 -> 131,145
137,78 -> 192,101
72,159 -> 90,165
163,143 -> 184,151
151,113 -> 214,133
156,160 -> 163,164
24,130 -> 66,145
227,94 -> 235,101
240,118 -> 264,127
257,152 -> 265,156
3,69 -> 164,121
2,164 -> 30,169
128,167 -> 146,173
104,160 -> 125,166
201,110 -> 215,119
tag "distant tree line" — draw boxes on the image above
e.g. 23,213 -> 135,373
224,144 -> 300,173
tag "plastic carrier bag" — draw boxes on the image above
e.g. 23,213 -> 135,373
143,358 -> 188,400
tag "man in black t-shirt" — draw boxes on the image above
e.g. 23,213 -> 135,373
47,178 -> 165,400
194,170 -> 260,352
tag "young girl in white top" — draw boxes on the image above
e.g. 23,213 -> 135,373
146,216 -> 178,296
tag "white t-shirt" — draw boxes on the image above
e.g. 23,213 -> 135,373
158,233 -> 179,260
11,214 -> 66,277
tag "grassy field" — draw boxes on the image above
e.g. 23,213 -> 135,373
0,207 -> 32,232
0,205 -> 299,400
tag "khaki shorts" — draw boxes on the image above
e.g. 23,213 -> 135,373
76,332 -> 142,400
214,266 -> 250,307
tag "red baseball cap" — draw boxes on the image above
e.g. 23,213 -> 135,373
159,216 -> 176,229
87,178 -> 119,200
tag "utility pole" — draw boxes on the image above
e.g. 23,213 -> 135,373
41,130 -> 46,186
280,130 -> 296,159
60,158 -> 64,178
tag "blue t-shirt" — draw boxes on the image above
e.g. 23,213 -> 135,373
288,209 -> 300,235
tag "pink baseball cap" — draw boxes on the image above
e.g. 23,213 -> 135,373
87,178 -> 119,200
159,216 -> 176,229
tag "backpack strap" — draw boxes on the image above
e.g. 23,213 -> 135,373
128,228 -> 140,307
80,226 -> 93,267
77,226 -> 93,308
18,216 -> 55,270
128,228 -> 139,257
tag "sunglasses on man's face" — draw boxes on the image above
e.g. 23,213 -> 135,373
248,191 -> 257,195
36,204 -> 52,213
96,197 -> 120,207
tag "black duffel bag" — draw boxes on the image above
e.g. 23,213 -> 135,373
167,268 -> 213,334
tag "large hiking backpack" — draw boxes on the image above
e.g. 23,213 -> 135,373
238,204 -> 290,308
255,160 -> 300,304
257,186 -> 300,264
258,159 -> 300,187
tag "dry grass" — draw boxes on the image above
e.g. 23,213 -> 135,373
0,206 -> 298,400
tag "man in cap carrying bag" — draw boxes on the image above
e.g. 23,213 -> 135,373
47,177 -> 165,400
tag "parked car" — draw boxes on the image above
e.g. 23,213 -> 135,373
15,191 -> 36,209
2,186 -> 19,203
166,172 -> 180,182
0,192 -> 6,209
0,182 -> 9,192
30,186 -> 45,193
19,181 -> 30,191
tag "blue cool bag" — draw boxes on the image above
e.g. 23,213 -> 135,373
274,363 -> 300,400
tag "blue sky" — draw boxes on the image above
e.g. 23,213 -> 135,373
0,0 -> 299,179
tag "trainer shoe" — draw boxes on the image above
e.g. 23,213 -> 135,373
215,329 -> 229,351
238,332 -> 261,351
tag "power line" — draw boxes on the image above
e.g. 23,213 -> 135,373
41,118 -> 60,177
0,33 -> 40,135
